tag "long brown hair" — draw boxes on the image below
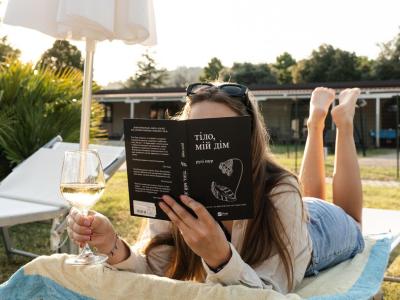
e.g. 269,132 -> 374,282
143,85 -> 303,291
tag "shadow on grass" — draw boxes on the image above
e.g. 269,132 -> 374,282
0,222 -> 52,283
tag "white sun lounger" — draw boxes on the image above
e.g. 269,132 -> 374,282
0,136 -> 125,258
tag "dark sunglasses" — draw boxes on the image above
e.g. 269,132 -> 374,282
186,82 -> 248,98
186,82 -> 252,113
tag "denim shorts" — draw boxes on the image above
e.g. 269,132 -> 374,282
304,197 -> 365,277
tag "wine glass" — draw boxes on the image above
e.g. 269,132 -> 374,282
60,150 -> 107,265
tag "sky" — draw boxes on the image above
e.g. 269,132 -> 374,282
1,0 -> 400,86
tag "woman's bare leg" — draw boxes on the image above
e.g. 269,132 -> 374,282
299,88 -> 335,200
331,88 -> 363,224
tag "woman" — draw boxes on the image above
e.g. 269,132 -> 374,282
67,83 -> 364,294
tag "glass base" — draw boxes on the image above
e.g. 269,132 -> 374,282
65,253 -> 108,265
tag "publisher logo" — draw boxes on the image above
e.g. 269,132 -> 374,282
217,212 -> 228,217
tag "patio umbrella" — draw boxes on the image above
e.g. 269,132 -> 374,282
3,0 -> 157,151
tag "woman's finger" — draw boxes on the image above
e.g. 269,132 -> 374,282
161,195 -> 197,227
67,228 -> 82,247
69,230 -> 91,243
70,209 -> 92,227
180,195 -> 213,224
71,220 -> 92,235
67,214 -> 92,235
159,201 -> 190,233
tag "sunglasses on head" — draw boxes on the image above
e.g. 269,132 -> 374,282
186,82 -> 254,130
186,82 -> 249,98
186,82 -> 252,112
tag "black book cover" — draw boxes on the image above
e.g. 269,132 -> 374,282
123,116 -> 253,221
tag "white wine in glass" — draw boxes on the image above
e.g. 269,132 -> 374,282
60,150 -> 107,265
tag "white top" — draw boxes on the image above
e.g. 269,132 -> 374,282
114,178 -> 313,294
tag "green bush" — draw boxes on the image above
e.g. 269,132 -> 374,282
0,59 -> 106,179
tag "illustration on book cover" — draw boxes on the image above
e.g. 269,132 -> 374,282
211,158 -> 243,202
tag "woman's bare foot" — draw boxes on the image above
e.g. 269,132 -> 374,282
307,87 -> 336,129
331,88 -> 361,129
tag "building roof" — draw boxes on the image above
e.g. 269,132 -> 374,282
94,80 -> 400,103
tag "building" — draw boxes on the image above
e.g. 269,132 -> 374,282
94,81 -> 400,148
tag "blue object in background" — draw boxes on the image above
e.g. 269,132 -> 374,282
370,129 -> 398,140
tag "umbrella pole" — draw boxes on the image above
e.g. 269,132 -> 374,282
79,38 -> 96,152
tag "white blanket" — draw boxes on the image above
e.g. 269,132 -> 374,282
0,237 -> 391,300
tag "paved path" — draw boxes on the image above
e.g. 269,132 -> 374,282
358,152 -> 399,168
325,177 -> 400,188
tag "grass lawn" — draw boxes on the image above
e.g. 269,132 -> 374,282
271,144 -> 398,181
1,169 -> 399,297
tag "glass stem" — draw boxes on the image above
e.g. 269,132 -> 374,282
79,208 -> 93,257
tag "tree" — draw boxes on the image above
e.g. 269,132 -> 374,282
272,52 -> 296,84
0,59 -> 106,179
0,36 -> 20,62
292,44 -> 363,83
37,40 -> 84,73
222,62 -> 277,85
200,57 -> 224,82
357,56 -> 374,80
165,66 -> 202,87
373,32 -> 400,80
125,51 -> 168,88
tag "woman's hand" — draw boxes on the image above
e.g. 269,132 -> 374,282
66,208 -> 116,254
159,195 -> 232,269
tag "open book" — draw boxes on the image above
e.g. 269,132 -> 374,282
123,116 -> 253,221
